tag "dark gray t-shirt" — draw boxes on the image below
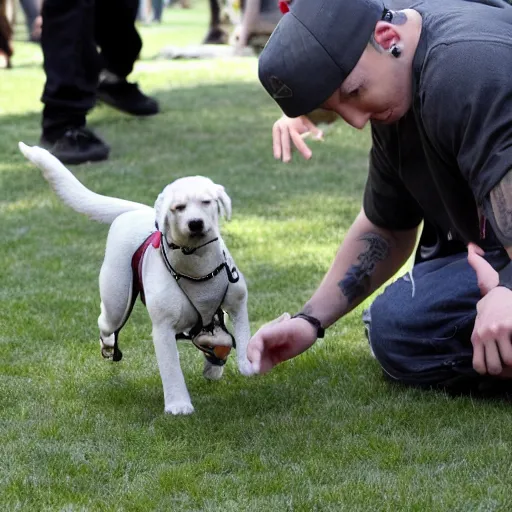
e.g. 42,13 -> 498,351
364,0 -> 512,243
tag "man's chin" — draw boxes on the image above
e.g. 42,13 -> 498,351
372,110 -> 400,125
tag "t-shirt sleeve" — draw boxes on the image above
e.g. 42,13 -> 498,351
363,123 -> 424,230
420,41 -> 512,203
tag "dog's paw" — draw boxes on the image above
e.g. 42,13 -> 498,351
100,334 -> 115,348
238,358 -> 257,377
203,363 -> 224,381
99,335 -> 123,362
165,402 -> 195,415
100,335 -> 114,359
101,346 -> 114,359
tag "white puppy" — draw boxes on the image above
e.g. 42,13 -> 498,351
19,142 -> 254,415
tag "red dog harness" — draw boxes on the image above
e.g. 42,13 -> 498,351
131,231 -> 162,306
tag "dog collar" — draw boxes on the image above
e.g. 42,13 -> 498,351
167,236 -> 219,255
154,221 -> 219,255
159,234 -> 240,284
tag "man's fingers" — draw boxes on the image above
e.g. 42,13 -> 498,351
497,334 -> 512,368
472,344 -> 486,375
247,314 -> 291,374
247,334 -> 263,373
471,330 -> 487,374
467,243 -> 498,296
290,130 -> 313,160
471,328 -> 504,375
272,123 -> 282,160
303,118 -> 324,140
468,242 -> 485,257
484,340 -> 503,375
280,127 -> 292,163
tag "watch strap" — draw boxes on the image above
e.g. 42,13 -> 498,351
291,313 -> 325,339
498,260 -> 512,291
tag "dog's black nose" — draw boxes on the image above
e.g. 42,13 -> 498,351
188,219 -> 204,233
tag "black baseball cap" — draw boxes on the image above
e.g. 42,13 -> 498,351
258,0 -> 387,118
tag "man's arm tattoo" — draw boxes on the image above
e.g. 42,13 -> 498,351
338,233 -> 390,305
486,169 -> 512,246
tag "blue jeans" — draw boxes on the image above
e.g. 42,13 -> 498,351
363,247 -> 510,391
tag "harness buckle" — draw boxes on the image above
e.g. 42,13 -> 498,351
227,266 -> 240,283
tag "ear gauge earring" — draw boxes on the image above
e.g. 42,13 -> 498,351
382,9 -> 393,22
390,45 -> 402,58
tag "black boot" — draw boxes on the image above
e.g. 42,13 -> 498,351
202,26 -> 229,44
40,126 -> 110,165
97,78 -> 159,116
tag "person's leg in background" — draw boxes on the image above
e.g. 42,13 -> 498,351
137,0 -> 151,23
19,0 -> 42,42
151,0 -> 163,22
202,0 -> 229,44
95,0 -> 159,117
40,0 -> 110,164
0,0 -> 13,69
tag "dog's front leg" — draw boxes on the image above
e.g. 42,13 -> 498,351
152,321 -> 194,415
224,284 -> 255,376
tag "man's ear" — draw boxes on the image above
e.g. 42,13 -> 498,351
154,185 -> 172,231
373,21 -> 401,51
215,184 -> 232,221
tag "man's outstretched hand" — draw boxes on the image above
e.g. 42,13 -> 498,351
247,313 -> 318,374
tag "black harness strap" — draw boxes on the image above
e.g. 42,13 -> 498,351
167,237 -> 219,255
160,235 -> 240,284
160,233 -> 239,366
176,306 -> 236,367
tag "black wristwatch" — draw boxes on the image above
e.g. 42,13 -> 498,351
292,313 -> 325,339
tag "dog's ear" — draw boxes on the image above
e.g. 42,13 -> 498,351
215,185 -> 232,221
154,186 -> 172,231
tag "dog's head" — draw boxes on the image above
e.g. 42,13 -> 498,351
154,176 -> 231,247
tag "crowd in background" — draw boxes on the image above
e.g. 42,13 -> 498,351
0,0 -> 285,164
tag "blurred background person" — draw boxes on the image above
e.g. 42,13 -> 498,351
0,0 -> 13,68
20,0 -> 42,42
202,0 -> 281,48
41,0 -> 159,165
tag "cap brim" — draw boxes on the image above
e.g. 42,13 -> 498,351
258,14 -> 346,118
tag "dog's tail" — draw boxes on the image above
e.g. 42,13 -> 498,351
19,142 -> 153,224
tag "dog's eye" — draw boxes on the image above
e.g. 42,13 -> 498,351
174,204 -> 186,212
201,200 -> 211,206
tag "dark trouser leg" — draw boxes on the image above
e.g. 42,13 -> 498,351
203,0 -> 229,44
41,0 -> 100,139
363,248 -> 510,393
208,0 -> 221,27
94,0 -> 158,117
94,0 -> 142,79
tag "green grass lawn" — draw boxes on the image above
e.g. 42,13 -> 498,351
2,4 -> 512,511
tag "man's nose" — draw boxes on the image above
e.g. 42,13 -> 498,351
335,105 -> 371,130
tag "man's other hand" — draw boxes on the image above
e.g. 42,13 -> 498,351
272,115 -> 323,162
